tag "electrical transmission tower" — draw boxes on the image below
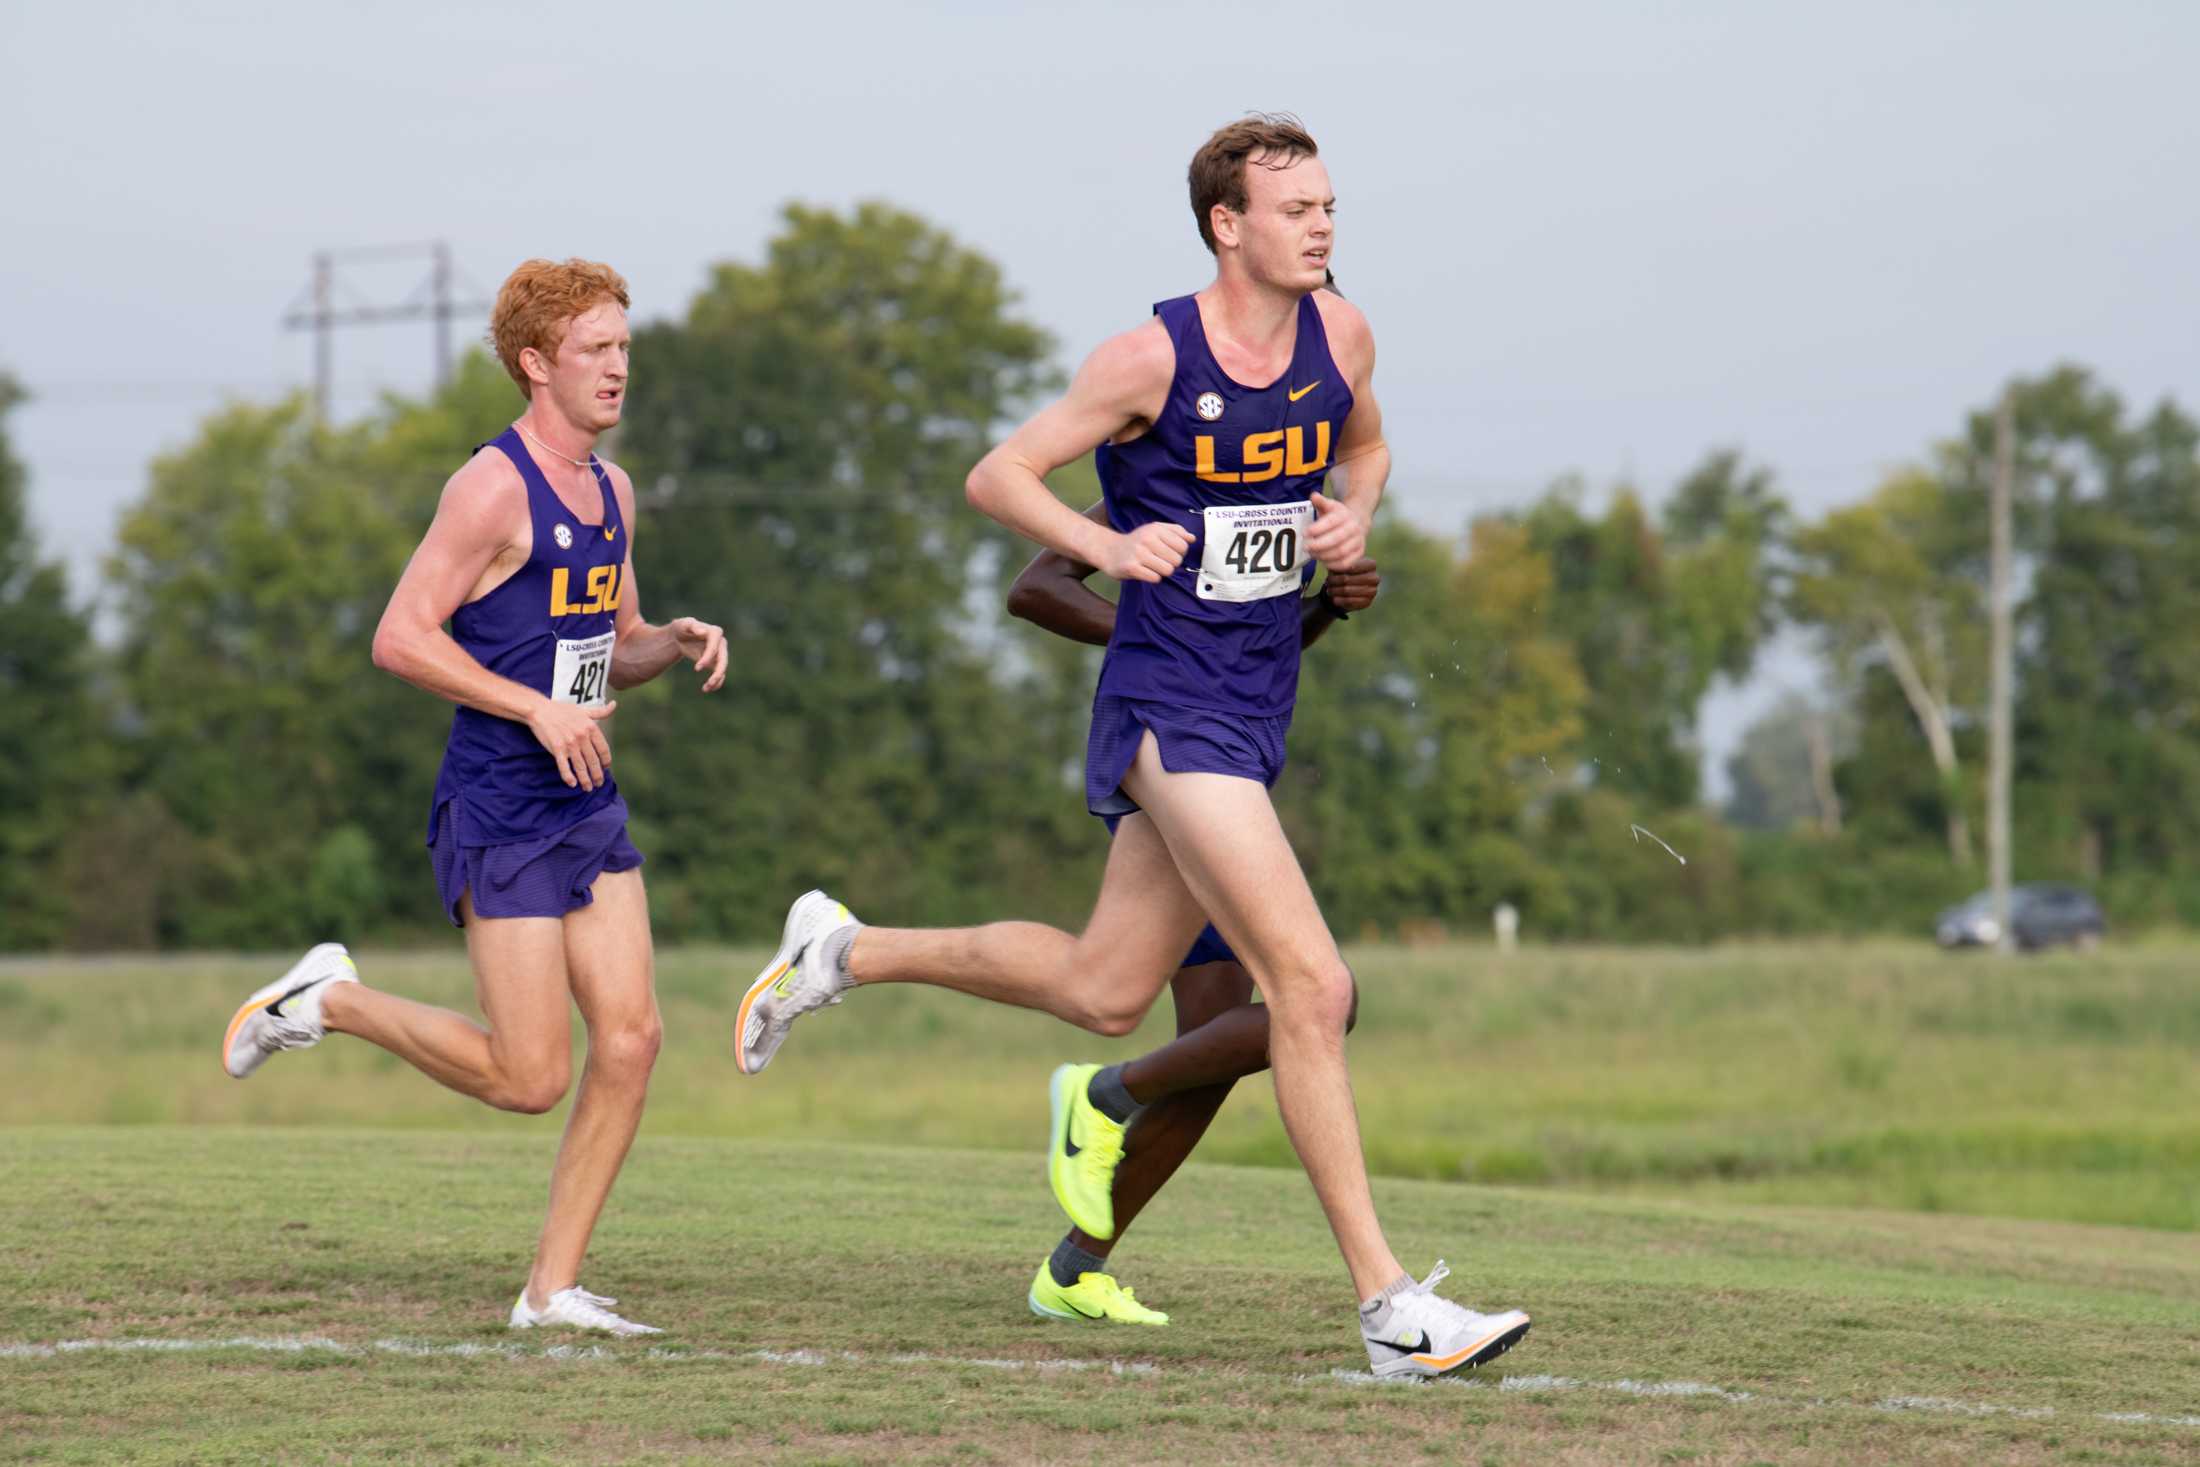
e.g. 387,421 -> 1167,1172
280,242 -> 493,420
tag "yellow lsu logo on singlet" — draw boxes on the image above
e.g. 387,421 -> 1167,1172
1194,422 -> 1332,484
549,564 -> 623,617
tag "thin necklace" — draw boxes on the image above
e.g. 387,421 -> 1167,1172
516,421 -> 593,468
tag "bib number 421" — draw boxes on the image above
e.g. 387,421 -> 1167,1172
567,657 -> 607,705
551,631 -> 616,708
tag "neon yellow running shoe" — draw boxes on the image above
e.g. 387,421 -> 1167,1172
1047,1063 -> 1127,1239
1027,1261 -> 1169,1326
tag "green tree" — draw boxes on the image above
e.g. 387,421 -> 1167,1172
1284,515 -> 1587,933
613,202 -> 1086,935
103,354 -> 519,945
1516,451 -> 1787,809
1990,367 -> 2200,913
1724,692 -> 1855,833
1790,364 -> 2200,910
1788,470 -> 1983,866
0,375 -> 107,950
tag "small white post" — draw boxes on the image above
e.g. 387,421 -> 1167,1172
1493,902 -> 1519,955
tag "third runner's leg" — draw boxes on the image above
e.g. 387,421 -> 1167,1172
1082,965 -> 1358,1257
1036,960 -> 1255,1321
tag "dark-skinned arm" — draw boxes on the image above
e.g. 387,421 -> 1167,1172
1007,500 -> 1382,649
1301,560 -> 1382,648
1005,502 -> 1117,647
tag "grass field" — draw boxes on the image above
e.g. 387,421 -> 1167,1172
2,942 -> 2197,1463
3,1128 -> 2197,1465
3,941 -> 2195,1227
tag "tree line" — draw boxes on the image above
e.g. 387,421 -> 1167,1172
4,203 -> 2195,950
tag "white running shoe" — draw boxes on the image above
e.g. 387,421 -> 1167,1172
1361,1261 -> 1531,1379
221,942 -> 359,1079
735,889 -> 859,1075
509,1286 -> 662,1337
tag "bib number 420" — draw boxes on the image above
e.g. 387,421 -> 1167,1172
1198,501 -> 1313,603
1223,526 -> 1298,576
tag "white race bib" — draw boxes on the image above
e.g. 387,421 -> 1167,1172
552,631 -> 615,707
1196,501 -> 1312,603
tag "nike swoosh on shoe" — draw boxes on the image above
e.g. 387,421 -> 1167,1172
264,979 -> 321,1021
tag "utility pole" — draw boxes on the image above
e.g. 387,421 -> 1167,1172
433,240 -> 454,393
281,242 -> 490,422
1988,391 -> 2016,953
310,252 -> 334,422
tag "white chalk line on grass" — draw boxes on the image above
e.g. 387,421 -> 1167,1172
0,1335 -> 1151,1376
3,1335 -> 2192,1432
1320,1367 -> 2200,1432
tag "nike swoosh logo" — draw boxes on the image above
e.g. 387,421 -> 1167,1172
264,979 -> 319,1021
603,526 -> 617,541
1374,1331 -> 1433,1356
1288,381 -> 1321,402
1064,1127 -> 1082,1158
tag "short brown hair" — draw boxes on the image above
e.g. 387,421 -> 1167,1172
490,258 -> 631,395
1188,114 -> 1319,255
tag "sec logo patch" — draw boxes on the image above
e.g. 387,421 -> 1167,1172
1195,391 -> 1225,422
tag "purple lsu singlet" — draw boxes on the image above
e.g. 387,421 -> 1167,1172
427,427 -> 627,847
1093,292 -> 1355,718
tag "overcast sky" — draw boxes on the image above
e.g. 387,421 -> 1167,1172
5,0 -> 2194,792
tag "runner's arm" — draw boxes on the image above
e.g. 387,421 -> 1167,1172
603,464 -> 725,693
1005,502 -> 1115,646
372,455 -> 558,722
1324,298 -> 1390,522
1305,297 -> 1389,569
967,324 -> 1193,583
1302,557 -> 1382,649
1007,502 -> 1383,651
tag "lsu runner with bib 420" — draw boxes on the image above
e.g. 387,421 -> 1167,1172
734,115 -> 1529,1379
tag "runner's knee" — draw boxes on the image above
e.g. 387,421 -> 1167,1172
590,1015 -> 662,1079
1269,961 -> 1356,1038
1066,944 -> 1179,1036
1076,972 -> 1157,1037
492,1065 -> 571,1115
1082,996 -> 1150,1039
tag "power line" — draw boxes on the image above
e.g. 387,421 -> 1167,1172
279,242 -> 492,422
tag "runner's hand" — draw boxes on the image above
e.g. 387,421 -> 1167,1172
1305,492 -> 1367,571
1323,556 -> 1382,612
529,699 -> 618,790
669,616 -> 728,693
1099,522 -> 1193,583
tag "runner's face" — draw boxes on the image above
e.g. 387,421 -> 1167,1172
1234,154 -> 1334,292
542,302 -> 630,433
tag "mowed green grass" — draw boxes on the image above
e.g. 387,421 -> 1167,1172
2,1128 -> 2197,1465
2,941 -> 2195,1229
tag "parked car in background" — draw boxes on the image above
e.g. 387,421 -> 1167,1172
1935,884 -> 2107,951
